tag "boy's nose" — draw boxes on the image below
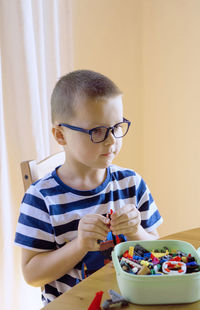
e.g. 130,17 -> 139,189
104,129 -> 115,145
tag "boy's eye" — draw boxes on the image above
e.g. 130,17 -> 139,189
92,127 -> 105,136
114,123 -> 126,136
114,124 -> 123,131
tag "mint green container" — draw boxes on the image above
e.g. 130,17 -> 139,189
112,240 -> 200,305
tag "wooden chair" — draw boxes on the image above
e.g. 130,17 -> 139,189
20,151 -> 65,191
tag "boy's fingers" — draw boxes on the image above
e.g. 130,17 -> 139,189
82,214 -> 110,224
112,224 -> 139,235
80,221 -> 109,233
79,228 -> 108,241
79,216 -> 110,239
111,204 -> 137,219
111,216 -> 140,231
81,223 -> 108,235
112,216 -> 141,232
111,206 -> 139,225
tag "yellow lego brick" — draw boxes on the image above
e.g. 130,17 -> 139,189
152,250 -> 169,258
128,246 -> 134,256
140,260 -> 150,267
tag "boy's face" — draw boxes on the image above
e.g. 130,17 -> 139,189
57,95 -> 123,170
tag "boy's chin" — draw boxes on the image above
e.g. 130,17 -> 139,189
97,161 -> 113,169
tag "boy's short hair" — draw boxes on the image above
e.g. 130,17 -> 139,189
51,70 -> 122,124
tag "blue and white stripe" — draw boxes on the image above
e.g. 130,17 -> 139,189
15,164 -> 163,305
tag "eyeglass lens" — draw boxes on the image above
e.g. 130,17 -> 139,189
91,122 -> 129,143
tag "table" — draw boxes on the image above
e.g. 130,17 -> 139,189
41,227 -> 200,310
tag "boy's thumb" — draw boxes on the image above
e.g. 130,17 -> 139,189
104,218 -> 110,224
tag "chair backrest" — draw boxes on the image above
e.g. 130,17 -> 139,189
20,151 -> 65,191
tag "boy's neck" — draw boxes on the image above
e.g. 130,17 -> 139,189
57,162 -> 107,191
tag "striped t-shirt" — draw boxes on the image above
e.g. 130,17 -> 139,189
15,164 -> 163,305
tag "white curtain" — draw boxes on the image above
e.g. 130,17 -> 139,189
0,1 -> 73,309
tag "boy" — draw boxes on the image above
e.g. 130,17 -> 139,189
15,70 -> 163,305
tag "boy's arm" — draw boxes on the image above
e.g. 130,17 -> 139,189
22,214 -> 109,287
22,238 -> 87,287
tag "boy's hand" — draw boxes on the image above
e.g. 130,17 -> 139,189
110,204 -> 141,239
77,214 -> 110,251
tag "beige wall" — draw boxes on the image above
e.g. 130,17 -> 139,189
72,0 -> 200,237
142,0 -> 200,236
72,0 -> 143,171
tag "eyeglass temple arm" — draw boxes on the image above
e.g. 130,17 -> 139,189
59,123 -> 91,134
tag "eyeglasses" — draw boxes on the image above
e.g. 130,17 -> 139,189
59,117 -> 131,143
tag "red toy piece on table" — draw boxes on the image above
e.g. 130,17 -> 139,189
88,291 -> 104,310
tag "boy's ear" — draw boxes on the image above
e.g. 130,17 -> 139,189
52,126 -> 67,145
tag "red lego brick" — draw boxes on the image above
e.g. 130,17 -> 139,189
88,291 -> 103,310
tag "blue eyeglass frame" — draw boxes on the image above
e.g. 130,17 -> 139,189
58,117 -> 131,143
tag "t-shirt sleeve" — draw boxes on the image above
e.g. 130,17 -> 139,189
135,173 -> 163,232
14,185 -> 56,251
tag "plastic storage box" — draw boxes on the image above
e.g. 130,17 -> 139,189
112,240 -> 200,305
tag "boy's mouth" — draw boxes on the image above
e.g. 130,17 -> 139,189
101,152 -> 114,157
